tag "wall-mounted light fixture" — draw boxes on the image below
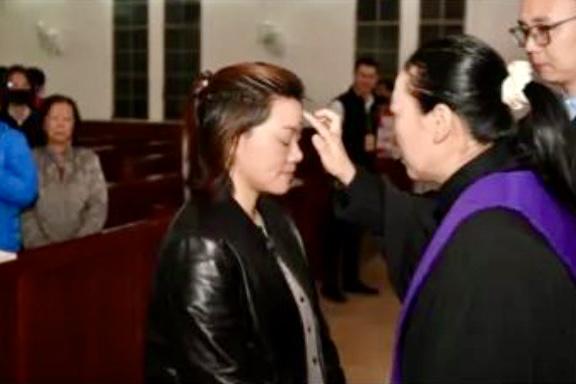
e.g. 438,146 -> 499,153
36,20 -> 64,56
257,20 -> 285,57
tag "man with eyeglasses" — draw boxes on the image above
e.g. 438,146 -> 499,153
511,0 -> 576,127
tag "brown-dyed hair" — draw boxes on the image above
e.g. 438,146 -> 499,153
185,62 -> 304,200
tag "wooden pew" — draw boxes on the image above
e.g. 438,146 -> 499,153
79,120 -> 183,184
79,120 -> 182,146
0,217 -> 171,384
77,120 -> 185,228
106,173 -> 184,228
0,261 -> 19,384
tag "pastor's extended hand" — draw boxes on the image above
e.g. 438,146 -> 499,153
304,109 -> 356,185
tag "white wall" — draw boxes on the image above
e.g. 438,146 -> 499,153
0,0 -> 525,120
0,0 -> 113,119
465,0 -> 524,62
149,0 -> 165,121
201,0 -> 355,107
399,0 -> 421,67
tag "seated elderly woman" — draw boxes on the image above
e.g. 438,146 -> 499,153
22,94 -> 107,248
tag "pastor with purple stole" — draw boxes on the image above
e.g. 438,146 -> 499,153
391,170 -> 576,383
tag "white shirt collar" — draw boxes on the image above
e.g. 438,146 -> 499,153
564,95 -> 576,120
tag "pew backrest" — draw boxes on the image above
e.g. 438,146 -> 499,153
0,217 -> 171,384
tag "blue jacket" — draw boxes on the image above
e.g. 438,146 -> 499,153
0,122 -> 38,252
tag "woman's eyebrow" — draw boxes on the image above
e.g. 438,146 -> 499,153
282,125 -> 303,132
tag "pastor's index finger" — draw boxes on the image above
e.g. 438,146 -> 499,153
303,110 -> 330,137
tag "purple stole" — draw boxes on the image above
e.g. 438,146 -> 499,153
391,170 -> 576,383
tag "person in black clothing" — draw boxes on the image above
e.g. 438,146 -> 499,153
0,65 -> 44,147
27,67 -> 47,109
0,66 -> 7,111
322,57 -> 380,302
145,63 -> 345,384
330,57 -> 379,169
306,35 -> 576,383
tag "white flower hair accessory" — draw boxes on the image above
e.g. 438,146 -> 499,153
501,60 -> 533,119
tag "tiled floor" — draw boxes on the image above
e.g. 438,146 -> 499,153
320,248 -> 400,384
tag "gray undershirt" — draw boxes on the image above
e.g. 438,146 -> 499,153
258,220 -> 325,384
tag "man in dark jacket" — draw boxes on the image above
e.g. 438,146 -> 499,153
322,58 -> 379,302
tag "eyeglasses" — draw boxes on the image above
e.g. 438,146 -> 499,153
509,14 -> 576,47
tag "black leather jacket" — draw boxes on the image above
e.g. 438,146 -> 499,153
145,195 -> 345,384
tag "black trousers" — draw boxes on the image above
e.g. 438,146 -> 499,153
322,215 -> 363,292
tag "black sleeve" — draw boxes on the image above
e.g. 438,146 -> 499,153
334,168 -> 389,233
145,235 -> 270,384
335,168 -> 436,297
404,209 -> 576,383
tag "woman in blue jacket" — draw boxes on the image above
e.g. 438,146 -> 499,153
0,121 -> 38,259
